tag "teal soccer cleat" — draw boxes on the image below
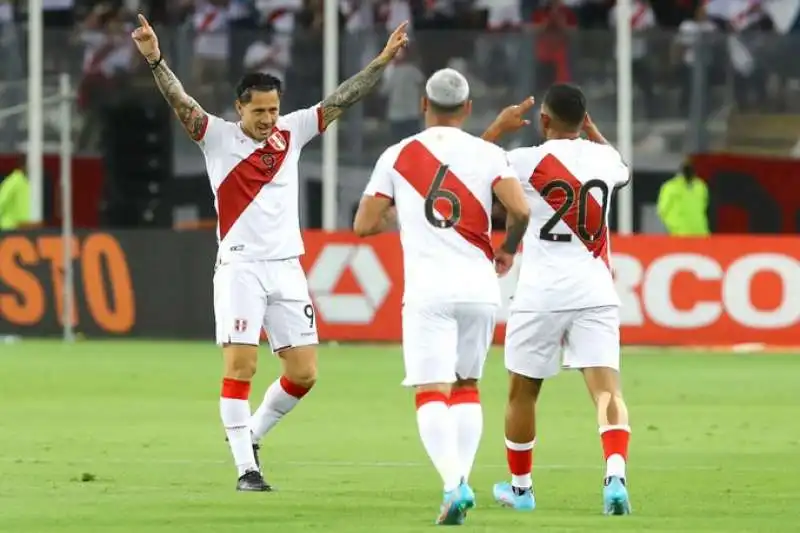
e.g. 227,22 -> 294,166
603,476 -> 632,515
436,480 -> 476,525
492,482 -> 535,511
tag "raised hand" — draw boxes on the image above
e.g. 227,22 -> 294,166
131,13 -> 160,63
482,97 -> 536,143
379,21 -> 410,62
493,97 -> 536,134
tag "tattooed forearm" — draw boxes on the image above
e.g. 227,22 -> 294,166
501,212 -> 529,255
320,56 -> 390,129
151,60 -> 208,141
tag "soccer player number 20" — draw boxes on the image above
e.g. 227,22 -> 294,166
538,178 -> 610,242
424,164 -> 462,229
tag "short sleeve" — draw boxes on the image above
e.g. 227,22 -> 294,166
196,114 -> 227,151
363,149 -> 395,200
506,147 -> 534,183
491,147 -> 520,188
605,146 -> 631,187
280,104 -> 324,148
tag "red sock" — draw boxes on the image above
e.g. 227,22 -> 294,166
600,425 -> 630,479
448,387 -> 479,406
221,377 -> 251,400
505,438 -> 535,489
279,375 -> 311,399
600,425 -> 630,460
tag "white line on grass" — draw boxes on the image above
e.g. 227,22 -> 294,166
2,457 -> 795,473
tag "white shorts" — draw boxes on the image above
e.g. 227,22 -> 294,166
504,306 -> 620,379
402,302 -> 498,387
213,258 -> 319,351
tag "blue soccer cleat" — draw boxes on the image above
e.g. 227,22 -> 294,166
492,482 -> 535,511
603,476 -> 632,515
436,480 -> 476,525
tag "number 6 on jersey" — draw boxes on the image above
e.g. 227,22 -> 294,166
424,164 -> 462,229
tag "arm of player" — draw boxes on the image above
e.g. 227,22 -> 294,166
319,22 -> 409,131
481,97 -> 536,144
491,150 -> 531,275
354,150 -> 397,237
131,14 -> 208,141
584,114 -> 632,188
494,178 -> 530,255
353,196 -> 395,237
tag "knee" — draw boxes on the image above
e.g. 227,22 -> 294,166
287,368 -> 317,390
508,373 -> 541,403
280,346 -> 318,389
224,352 -> 257,381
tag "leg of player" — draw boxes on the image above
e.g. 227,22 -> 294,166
582,367 -> 632,516
449,378 -> 482,484
492,372 -> 541,511
249,345 -> 317,445
248,294 -> 319,478
415,382 -> 475,526
221,343 -> 270,491
449,302 -> 498,493
403,303 -> 474,525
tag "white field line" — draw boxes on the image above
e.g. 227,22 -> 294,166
1,457 -> 796,473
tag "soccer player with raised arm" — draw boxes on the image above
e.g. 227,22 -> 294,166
483,84 -> 633,515
353,68 -> 530,525
131,14 -> 409,492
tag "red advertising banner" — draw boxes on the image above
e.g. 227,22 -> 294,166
300,232 -> 800,347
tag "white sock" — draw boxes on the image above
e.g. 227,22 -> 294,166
449,389 -> 483,482
606,454 -> 626,479
250,376 -> 310,442
416,392 -> 463,492
220,378 -> 257,476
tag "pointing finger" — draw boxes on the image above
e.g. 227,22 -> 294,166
518,96 -> 535,110
137,14 -> 151,29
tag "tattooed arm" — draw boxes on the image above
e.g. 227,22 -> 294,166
150,60 -> 209,141
319,21 -> 409,130
131,14 -> 208,141
319,56 -> 391,130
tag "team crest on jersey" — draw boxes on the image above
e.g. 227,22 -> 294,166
261,153 -> 277,170
233,319 -> 248,333
267,131 -> 287,152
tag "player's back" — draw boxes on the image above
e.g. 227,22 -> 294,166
509,138 -> 630,311
387,127 -> 504,305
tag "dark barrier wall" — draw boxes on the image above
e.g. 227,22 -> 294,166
0,230 -> 216,339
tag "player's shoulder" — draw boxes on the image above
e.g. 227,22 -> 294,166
507,144 -> 548,172
375,136 -> 415,168
276,104 -> 321,128
199,114 -> 239,148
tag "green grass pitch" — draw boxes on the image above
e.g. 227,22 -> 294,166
2,340 -> 799,532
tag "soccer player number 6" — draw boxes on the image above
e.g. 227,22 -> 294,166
424,164 -> 462,229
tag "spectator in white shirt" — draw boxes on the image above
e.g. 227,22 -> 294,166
243,35 -> 291,85
708,0 -> 769,111
380,46 -> 424,141
192,0 -> 232,112
673,2 -> 719,114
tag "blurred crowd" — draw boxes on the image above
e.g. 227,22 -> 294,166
1,0 -> 798,152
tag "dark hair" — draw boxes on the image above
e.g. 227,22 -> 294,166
235,73 -> 283,103
428,99 -> 467,116
543,83 -> 587,130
